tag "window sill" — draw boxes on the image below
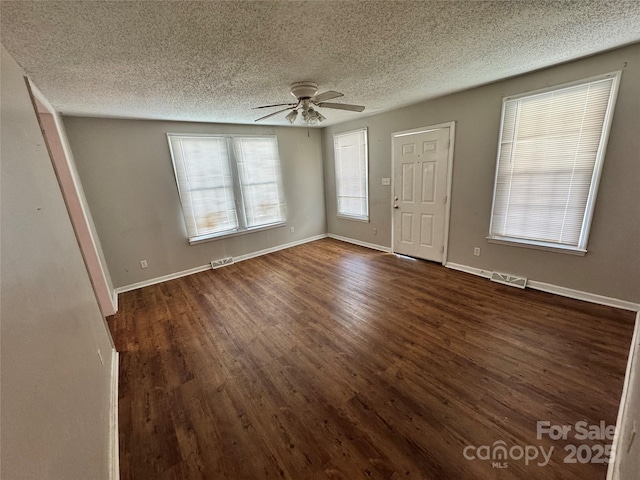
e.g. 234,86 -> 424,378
189,222 -> 286,245
486,236 -> 587,256
337,214 -> 369,223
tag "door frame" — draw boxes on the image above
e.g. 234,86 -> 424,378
26,79 -> 118,317
391,121 -> 456,265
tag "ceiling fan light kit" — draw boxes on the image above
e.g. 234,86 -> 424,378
285,110 -> 298,124
254,81 -> 365,125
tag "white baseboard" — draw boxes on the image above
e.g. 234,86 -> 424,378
527,280 -> 640,312
115,264 -> 212,294
444,262 -> 640,312
327,234 -> 392,253
607,312 -> 640,480
114,234 -> 328,295
109,348 -> 120,480
445,262 -> 493,279
110,289 -> 118,314
232,233 -> 328,263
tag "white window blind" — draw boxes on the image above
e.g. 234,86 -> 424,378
233,137 -> 286,227
168,135 -> 238,238
334,128 -> 369,221
489,73 -> 620,252
168,134 -> 286,243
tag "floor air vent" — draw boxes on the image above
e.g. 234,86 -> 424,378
211,257 -> 234,269
490,272 -> 527,289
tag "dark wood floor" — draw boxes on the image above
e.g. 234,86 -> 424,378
108,238 -> 635,480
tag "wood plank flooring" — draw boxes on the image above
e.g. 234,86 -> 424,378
108,238 -> 635,480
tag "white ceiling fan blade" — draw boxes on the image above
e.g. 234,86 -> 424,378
253,102 -> 297,109
311,91 -> 343,103
255,106 -> 295,122
317,102 -> 365,112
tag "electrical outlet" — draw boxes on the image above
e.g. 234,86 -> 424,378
290,226 -> 295,233
372,228 -> 377,235
140,259 -> 148,268
474,247 -> 481,256
381,178 -> 391,186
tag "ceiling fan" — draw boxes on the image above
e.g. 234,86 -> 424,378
253,82 -> 365,124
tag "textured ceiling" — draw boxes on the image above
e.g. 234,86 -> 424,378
2,1 -> 639,127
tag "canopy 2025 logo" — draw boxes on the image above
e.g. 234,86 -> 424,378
463,421 -> 615,469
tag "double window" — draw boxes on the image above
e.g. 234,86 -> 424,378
334,128 -> 369,221
489,72 -> 620,254
167,134 -> 286,244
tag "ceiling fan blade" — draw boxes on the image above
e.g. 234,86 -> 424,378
317,102 -> 365,112
255,106 -> 295,122
252,102 -> 298,110
311,91 -> 343,103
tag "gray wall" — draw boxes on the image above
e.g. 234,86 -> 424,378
323,43 -> 640,303
63,118 -> 326,288
1,46 -> 114,479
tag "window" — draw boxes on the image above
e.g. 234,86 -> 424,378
334,128 -> 369,221
488,72 -> 620,254
233,137 -> 285,228
167,134 -> 286,243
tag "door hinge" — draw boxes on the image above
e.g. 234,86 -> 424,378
444,195 -> 448,204
441,246 -> 445,254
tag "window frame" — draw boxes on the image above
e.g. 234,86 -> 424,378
232,135 -> 287,230
167,133 -> 287,245
487,71 -> 621,255
333,127 -> 370,222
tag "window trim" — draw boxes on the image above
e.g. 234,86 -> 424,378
188,221 -> 285,245
333,127 -> 370,222
486,236 -> 587,256
336,213 -> 370,223
487,71 -> 621,254
166,133 -> 287,244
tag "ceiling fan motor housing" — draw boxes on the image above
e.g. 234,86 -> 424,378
290,82 -> 318,99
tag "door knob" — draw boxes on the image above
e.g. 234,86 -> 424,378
393,205 -> 399,209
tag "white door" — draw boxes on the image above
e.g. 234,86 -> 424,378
392,126 -> 451,262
